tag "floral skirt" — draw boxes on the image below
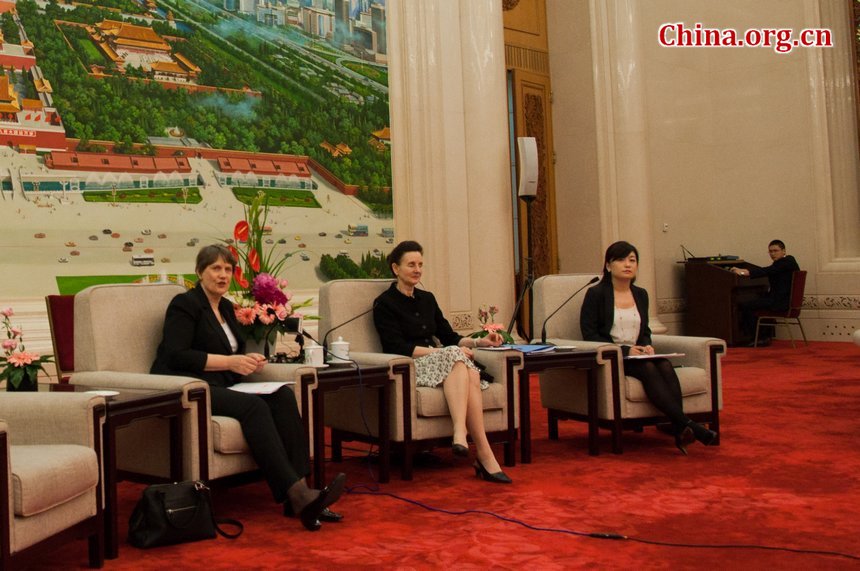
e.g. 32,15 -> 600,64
414,345 -> 488,390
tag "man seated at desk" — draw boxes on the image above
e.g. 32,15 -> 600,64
730,239 -> 800,346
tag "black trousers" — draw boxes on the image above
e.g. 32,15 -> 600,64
624,358 -> 688,431
739,296 -> 780,340
209,385 -> 310,504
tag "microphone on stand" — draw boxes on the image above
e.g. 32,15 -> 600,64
322,300 -> 379,355
540,276 -> 599,344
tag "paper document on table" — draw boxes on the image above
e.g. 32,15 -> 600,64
228,381 -> 295,394
624,352 -> 685,360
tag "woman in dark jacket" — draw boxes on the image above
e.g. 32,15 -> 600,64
151,244 -> 344,530
373,240 -> 511,483
580,241 -> 716,454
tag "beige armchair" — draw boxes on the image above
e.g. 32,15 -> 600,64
318,279 -> 521,480
72,283 -> 318,483
0,393 -> 106,568
532,274 -> 725,453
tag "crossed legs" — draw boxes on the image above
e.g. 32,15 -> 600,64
442,361 -> 502,473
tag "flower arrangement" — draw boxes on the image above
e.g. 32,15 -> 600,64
1,308 -> 54,390
469,304 -> 515,344
226,191 -> 311,344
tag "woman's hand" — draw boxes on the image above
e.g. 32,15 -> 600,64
246,352 -> 268,372
460,346 -> 474,359
229,354 -> 266,375
481,332 -> 504,347
629,345 -> 655,356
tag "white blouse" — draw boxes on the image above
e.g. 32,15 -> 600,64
610,305 -> 641,346
221,322 -> 239,354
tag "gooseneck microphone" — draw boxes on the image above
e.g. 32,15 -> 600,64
540,276 -> 599,344
322,300 -> 379,354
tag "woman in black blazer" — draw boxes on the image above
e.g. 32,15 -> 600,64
151,244 -> 344,530
580,241 -> 716,454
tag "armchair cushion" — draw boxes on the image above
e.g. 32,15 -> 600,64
211,416 -> 251,454
415,383 -> 506,418
11,445 -> 98,517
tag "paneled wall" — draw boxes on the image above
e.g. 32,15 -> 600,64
547,0 -> 860,340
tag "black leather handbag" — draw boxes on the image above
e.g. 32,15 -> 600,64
128,481 -> 243,548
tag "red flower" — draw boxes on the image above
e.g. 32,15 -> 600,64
234,220 -> 249,242
248,248 -> 261,272
233,266 -> 249,289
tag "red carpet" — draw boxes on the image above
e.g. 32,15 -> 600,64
37,341 -> 860,569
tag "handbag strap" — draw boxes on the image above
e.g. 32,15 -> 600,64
213,517 -> 244,539
198,482 -> 244,540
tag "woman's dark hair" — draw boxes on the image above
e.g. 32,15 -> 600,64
386,240 -> 423,276
195,244 -> 237,275
601,240 -> 639,282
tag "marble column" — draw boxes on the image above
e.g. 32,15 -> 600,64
387,0 -> 515,321
591,0 -> 666,332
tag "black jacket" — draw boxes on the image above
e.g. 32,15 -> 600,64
150,283 -> 245,388
580,279 -> 651,357
748,255 -> 799,311
373,283 -> 462,357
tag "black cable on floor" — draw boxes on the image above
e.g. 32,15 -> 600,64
347,485 -> 860,562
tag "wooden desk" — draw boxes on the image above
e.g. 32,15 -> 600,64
684,260 -> 767,345
300,364 -> 391,488
506,349 -> 601,463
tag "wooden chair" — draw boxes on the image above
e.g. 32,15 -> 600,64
754,270 -> 808,348
45,295 -> 75,383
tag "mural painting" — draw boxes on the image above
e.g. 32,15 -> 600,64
0,0 -> 392,298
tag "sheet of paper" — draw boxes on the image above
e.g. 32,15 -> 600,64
624,352 -> 685,360
228,381 -> 296,394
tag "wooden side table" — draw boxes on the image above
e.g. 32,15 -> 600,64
300,364 -> 392,488
506,349 -> 601,463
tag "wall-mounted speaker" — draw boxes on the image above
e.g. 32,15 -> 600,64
516,136 -> 538,198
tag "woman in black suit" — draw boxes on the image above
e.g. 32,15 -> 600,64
580,241 -> 716,454
151,244 -> 344,530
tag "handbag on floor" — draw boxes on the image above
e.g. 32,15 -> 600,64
128,480 -> 243,548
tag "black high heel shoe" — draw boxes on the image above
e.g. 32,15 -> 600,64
674,426 -> 695,456
473,460 -> 512,484
687,421 -> 718,446
297,473 -> 346,531
452,443 -> 469,458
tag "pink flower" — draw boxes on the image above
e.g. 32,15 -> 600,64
483,323 -> 504,333
252,273 -> 288,306
7,351 -> 38,367
489,305 -> 499,316
274,304 -> 289,320
278,279 -> 289,289
235,306 -> 257,326
10,327 -> 21,338
0,308 -> 12,318
2,339 -> 17,351
256,304 -> 276,325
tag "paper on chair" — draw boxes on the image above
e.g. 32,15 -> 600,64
624,352 -> 685,360
228,381 -> 296,394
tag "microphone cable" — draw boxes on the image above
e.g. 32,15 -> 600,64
302,329 -> 381,487
346,485 -> 860,562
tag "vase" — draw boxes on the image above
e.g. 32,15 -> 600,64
245,333 -> 277,360
6,369 -> 38,392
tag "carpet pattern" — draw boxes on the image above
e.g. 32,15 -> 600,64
34,341 -> 860,569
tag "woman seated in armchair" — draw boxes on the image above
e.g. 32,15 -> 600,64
373,240 -> 512,483
151,244 -> 345,530
580,241 -> 717,455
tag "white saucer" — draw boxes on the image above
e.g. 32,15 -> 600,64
85,390 -> 120,397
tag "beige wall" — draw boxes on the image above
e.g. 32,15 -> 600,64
547,0 -> 860,339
